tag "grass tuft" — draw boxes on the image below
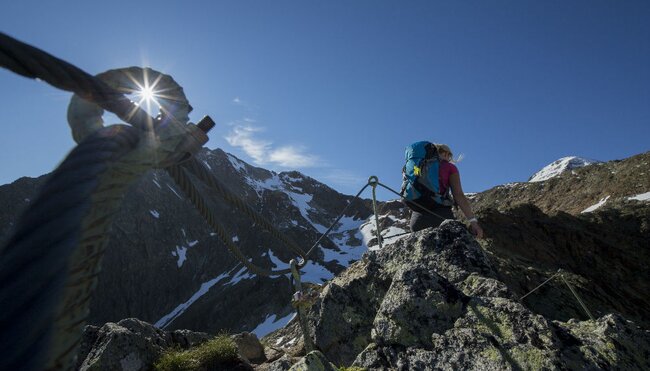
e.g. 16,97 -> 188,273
155,334 -> 239,370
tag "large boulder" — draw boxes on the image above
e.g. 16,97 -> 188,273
78,318 -> 180,370
296,221 -> 650,370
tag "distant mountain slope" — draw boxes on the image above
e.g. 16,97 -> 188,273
528,156 -> 602,182
471,151 -> 650,215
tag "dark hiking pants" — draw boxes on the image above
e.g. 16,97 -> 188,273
409,206 -> 455,232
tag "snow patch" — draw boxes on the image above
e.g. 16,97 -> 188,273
316,215 -> 368,266
281,173 -> 304,183
267,249 -> 286,270
227,154 -> 247,172
232,236 -> 239,242
252,312 -> 296,338
227,266 -> 255,285
174,246 -> 188,267
360,221 -> 378,250
382,226 -> 407,238
286,191 -> 329,233
152,179 -> 162,189
581,196 -> 610,213
627,191 -> 650,202
149,210 -> 160,218
247,173 -> 284,194
300,260 -> 335,283
529,156 -> 601,182
202,160 -> 212,170
155,272 -> 229,329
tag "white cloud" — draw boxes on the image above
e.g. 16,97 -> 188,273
231,97 -> 258,111
225,122 -> 320,168
224,125 -> 271,164
269,146 -> 319,167
319,169 -> 366,188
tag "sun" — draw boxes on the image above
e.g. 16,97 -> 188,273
123,67 -> 168,120
133,78 -> 161,116
139,86 -> 155,102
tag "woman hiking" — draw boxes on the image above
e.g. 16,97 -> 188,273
402,142 -> 484,238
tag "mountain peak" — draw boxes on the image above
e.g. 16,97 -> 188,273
528,156 -> 601,182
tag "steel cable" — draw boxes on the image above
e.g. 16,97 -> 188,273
180,158 -> 309,265
302,183 -> 370,259
0,126 -> 139,371
0,32 -> 153,131
167,164 -> 292,276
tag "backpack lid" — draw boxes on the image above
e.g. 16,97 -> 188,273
405,141 -> 438,161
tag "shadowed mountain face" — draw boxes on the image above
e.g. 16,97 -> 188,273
471,151 -> 650,329
0,148 -> 374,335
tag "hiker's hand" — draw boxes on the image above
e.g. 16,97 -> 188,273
470,221 -> 484,239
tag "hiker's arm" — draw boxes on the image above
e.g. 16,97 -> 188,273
449,173 -> 484,238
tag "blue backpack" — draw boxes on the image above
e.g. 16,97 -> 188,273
400,141 -> 452,212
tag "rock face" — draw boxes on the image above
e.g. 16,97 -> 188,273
77,318 -> 211,370
478,203 -> 650,329
291,221 -> 650,370
76,318 -> 262,370
75,220 -> 650,370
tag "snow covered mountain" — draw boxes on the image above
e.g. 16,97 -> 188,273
0,148 -> 411,338
528,156 -> 602,182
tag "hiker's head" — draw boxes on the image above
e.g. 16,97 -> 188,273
436,144 -> 453,161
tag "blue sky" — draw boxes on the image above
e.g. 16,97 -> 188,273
1,1 -> 648,200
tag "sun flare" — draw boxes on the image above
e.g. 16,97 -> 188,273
140,86 -> 155,102
133,79 -> 161,115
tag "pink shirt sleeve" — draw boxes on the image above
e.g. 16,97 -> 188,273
439,161 -> 459,195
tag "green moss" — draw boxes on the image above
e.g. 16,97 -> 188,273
510,346 -> 552,370
590,341 -> 618,365
154,334 -> 239,371
464,274 -> 481,290
470,304 -> 514,342
480,346 -> 502,362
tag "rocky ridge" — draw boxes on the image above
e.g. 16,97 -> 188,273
297,221 -> 650,370
2,149 -> 649,369
470,151 -> 650,215
74,220 -> 650,370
